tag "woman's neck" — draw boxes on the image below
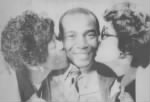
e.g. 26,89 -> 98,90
121,67 -> 137,88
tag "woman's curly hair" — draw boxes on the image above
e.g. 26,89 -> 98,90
1,11 -> 54,69
104,2 -> 150,68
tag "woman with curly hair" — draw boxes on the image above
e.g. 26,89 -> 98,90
0,11 -> 68,102
95,2 -> 150,102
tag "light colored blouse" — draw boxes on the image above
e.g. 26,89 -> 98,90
136,66 -> 150,102
0,59 -> 21,102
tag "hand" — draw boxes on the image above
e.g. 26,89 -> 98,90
119,92 -> 134,102
110,80 -> 121,98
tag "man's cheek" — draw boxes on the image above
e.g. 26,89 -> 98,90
63,41 -> 74,51
88,39 -> 99,49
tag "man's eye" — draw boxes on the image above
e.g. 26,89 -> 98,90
65,34 -> 75,39
87,32 -> 96,38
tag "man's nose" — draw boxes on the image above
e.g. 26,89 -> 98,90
76,37 -> 88,49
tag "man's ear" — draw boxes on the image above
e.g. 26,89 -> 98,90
97,33 -> 101,44
52,34 -> 63,50
98,35 -> 101,42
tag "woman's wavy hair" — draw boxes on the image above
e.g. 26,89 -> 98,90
1,11 -> 54,70
104,2 -> 150,68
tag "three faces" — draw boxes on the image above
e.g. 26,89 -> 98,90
59,9 -> 127,75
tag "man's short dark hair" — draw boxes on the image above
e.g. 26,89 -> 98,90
104,2 -> 150,68
1,11 -> 54,69
57,7 -> 100,40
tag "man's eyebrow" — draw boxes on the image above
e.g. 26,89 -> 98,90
64,31 -> 77,35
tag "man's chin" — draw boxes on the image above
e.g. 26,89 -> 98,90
73,60 -> 92,68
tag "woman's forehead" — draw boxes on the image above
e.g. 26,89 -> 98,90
102,21 -> 117,36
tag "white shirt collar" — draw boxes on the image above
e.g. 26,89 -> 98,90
63,64 -> 80,81
64,64 -> 102,94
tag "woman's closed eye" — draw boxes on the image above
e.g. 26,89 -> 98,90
102,33 -> 117,40
101,26 -> 117,40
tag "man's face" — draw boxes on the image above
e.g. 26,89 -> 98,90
62,14 -> 98,69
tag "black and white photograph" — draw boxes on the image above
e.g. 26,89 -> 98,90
0,0 -> 150,102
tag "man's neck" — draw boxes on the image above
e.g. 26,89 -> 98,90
76,61 -> 95,74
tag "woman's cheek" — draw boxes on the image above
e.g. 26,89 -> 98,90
45,41 -> 69,71
95,37 -> 120,63
53,49 -> 69,70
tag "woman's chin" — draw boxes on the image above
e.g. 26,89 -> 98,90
95,55 -> 117,63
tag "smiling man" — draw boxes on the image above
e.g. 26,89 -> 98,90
59,8 -> 99,72
49,8 -> 115,102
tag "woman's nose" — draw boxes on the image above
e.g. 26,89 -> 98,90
48,40 -> 56,50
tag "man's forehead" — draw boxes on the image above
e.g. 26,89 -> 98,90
62,13 -> 97,28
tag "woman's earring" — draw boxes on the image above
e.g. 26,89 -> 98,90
120,52 -> 126,59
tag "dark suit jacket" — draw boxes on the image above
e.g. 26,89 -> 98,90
40,62 -> 116,102
16,66 -> 35,102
